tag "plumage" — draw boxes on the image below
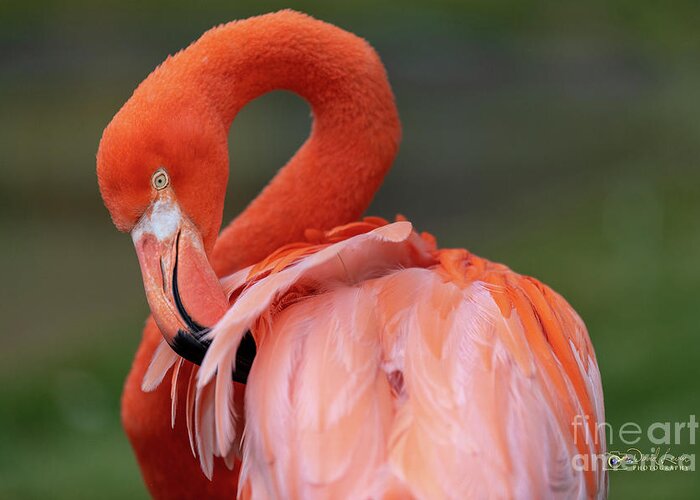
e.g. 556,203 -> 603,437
141,336 -> 178,392
170,357 -> 184,429
97,9 -> 606,500
140,218 -> 606,498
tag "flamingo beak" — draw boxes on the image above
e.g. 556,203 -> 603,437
130,190 -> 229,366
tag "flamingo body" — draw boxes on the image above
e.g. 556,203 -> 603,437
143,218 -> 606,498
97,10 -> 606,500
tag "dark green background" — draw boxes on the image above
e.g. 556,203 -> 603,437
1,1 -> 698,498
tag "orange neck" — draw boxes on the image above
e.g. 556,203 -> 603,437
179,11 -> 401,276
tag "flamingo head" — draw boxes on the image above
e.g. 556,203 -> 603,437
96,82 -> 230,365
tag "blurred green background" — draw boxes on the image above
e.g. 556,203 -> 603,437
1,1 -> 698,498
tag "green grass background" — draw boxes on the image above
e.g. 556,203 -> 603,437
1,1 -> 698,498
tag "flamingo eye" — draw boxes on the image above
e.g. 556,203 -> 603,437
151,169 -> 169,190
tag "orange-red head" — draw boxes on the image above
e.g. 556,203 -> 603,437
97,75 -> 229,251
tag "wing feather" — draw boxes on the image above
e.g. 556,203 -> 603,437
242,286 -> 396,498
378,261 -> 605,499
141,338 -> 178,392
196,222 -> 432,465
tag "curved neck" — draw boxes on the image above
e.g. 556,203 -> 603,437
182,11 -> 400,276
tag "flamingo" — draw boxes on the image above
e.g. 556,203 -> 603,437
97,10 -> 606,499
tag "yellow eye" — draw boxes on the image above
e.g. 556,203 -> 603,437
151,169 -> 169,190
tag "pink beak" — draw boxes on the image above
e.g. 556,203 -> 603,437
130,190 -> 229,366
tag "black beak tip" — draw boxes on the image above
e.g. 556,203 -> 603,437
169,329 -> 211,366
169,329 -> 257,385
